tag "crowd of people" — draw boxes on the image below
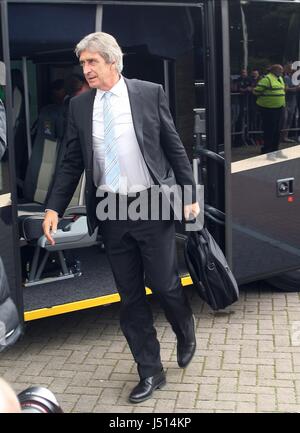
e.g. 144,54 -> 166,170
231,64 -> 300,156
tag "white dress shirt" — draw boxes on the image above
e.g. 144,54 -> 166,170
92,76 -> 153,194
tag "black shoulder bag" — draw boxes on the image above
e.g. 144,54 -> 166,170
184,226 -> 239,310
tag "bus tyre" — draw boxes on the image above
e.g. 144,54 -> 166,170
266,269 -> 300,292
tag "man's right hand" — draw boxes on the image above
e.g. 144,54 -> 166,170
42,210 -> 59,245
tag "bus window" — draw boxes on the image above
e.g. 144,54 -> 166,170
230,1 -> 300,162
228,1 -> 300,282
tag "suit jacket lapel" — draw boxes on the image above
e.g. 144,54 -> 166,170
124,77 -> 145,155
85,88 -> 96,170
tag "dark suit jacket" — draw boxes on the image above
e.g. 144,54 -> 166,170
46,77 -> 196,234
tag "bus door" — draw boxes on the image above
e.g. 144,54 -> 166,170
224,0 -> 300,283
0,2 -> 23,347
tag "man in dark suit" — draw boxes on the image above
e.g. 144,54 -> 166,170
43,32 -> 200,403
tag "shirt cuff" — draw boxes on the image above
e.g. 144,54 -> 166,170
44,209 -> 58,215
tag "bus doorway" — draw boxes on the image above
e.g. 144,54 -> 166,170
6,1 -> 205,321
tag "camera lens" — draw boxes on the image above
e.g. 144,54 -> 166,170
18,386 -> 63,413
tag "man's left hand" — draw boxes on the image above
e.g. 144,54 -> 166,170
184,202 -> 200,221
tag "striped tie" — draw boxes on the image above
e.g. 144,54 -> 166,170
103,91 -> 120,192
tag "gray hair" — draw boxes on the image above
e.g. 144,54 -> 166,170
75,32 -> 123,74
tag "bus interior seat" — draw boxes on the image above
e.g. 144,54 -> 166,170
18,103 -> 64,207
17,105 -> 99,287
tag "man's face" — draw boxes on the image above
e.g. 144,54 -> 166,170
79,50 -> 115,89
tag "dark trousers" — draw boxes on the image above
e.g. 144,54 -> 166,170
260,106 -> 284,154
98,192 -> 193,379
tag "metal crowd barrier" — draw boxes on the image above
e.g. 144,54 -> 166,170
230,91 -> 300,146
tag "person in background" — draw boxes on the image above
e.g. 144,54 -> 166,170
253,64 -> 286,159
234,68 -> 252,146
49,79 -> 66,106
281,63 -> 299,144
248,69 -> 262,145
236,68 -> 252,93
63,73 -> 90,130
64,73 -> 89,100
250,69 -> 260,87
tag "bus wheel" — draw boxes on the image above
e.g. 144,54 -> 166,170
266,269 -> 300,292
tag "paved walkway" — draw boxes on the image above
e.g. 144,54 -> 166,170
1,283 -> 300,413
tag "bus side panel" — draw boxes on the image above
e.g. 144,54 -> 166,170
232,155 -> 300,282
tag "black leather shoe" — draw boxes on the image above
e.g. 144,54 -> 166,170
177,315 -> 196,368
129,370 -> 166,403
